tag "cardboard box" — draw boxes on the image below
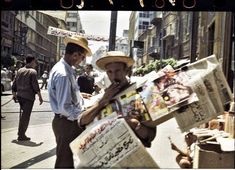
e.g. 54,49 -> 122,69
193,143 -> 235,168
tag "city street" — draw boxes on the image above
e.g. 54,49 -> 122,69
1,89 -> 186,168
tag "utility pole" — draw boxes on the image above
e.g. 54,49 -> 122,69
108,11 -> 118,51
190,12 -> 199,63
160,12 -> 164,68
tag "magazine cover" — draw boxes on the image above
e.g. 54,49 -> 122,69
97,99 -> 122,120
118,90 -> 151,122
139,70 -> 198,123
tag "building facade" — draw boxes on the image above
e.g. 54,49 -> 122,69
1,11 -> 17,62
1,11 -> 60,77
66,11 -> 83,33
15,11 -> 58,76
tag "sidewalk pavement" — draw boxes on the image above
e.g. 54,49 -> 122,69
1,119 -> 183,169
1,123 -> 56,169
1,89 -> 56,169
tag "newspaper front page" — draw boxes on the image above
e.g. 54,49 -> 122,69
173,77 -> 217,132
70,118 -> 159,168
173,55 -> 233,132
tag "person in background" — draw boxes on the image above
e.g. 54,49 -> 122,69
77,64 -> 95,95
169,132 -> 197,168
92,84 -> 102,95
40,70 -> 48,89
13,61 -> 24,79
12,54 -> 43,141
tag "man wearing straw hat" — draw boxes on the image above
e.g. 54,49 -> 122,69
48,36 -> 122,168
95,51 -> 157,147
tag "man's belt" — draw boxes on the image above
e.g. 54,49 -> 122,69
54,113 -> 77,121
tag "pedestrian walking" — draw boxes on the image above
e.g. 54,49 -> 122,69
12,54 -> 43,141
40,70 -> 48,89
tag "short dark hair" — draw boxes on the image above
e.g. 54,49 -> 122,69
65,43 -> 86,55
25,54 -> 35,64
85,64 -> 93,69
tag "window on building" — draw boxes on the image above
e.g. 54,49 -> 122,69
143,21 -> 149,26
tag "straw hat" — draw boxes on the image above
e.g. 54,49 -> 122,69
96,51 -> 134,70
64,36 -> 92,56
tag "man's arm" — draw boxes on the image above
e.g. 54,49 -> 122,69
124,117 -> 156,147
31,71 -> 43,104
12,74 -> 17,101
79,82 -> 121,126
170,142 -> 189,156
36,91 -> 43,105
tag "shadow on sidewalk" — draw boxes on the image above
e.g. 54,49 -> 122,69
10,147 -> 56,169
11,139 -> 43,147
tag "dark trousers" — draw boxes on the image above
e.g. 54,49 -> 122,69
40,79 -> 47,89
17,97 -> 34,137
52,116 -> 84,168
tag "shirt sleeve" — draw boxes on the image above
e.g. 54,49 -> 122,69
31,70 -> 41,93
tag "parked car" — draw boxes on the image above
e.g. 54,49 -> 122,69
1,69 -> 12,94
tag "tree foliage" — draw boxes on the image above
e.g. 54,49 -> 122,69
134,58 -> 177,75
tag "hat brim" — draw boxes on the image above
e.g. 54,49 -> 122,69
96,56 -> 134,70
64,37 -> 92,56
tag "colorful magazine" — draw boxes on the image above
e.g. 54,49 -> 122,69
117,90 -> 151,122
139,70 -> 198,122
96,99 -> 122,120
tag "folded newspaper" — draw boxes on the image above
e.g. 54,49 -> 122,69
70,118 -> 159,168
173,55 -> 233,132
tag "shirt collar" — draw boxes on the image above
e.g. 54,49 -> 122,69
61,58 -> 76,75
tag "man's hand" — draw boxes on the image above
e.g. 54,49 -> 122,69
100,82 -> 121,106
170,142 -> 178,151
81,92 -> 92,99
39,97 -> 43,105
12,92 -> 18,103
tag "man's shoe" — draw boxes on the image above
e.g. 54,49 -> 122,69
18,136 -> 31,141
